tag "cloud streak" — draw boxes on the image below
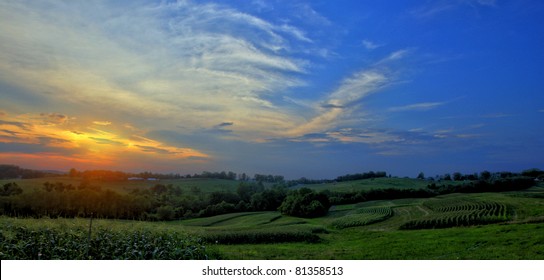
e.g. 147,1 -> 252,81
362,40 -> 382,50
1,1 -> 408,150
93,121 -> 112,126
0,0 -> 315,143
284,60 -> 398,138
388,102 -> 446,112
411,0 -> 498,19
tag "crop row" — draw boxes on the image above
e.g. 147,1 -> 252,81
401,199 -> 511,230
0,225 -> 208,260
355,206 -> 393,216
400,211 -> 509,230
424,199 -> 507,216
331,207 -> 393,229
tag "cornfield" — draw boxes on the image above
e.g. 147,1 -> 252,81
0,224 -> 209,260
400,198 -> 512,230
330,207 -> 393,229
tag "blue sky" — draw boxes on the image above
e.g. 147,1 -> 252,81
0,0 -> 543,179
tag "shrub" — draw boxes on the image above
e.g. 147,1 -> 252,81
278,188 -> 330,218
156,205 -> 175,221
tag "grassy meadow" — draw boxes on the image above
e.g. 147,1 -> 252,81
295,177 -> 439,192
1,177 -> 543,259
0,177 -> 241,194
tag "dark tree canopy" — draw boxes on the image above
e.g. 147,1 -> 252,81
278,188 -> 330,218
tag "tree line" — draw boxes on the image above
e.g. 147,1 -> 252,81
69,168 -> 287,183
0,165 -> 63,179
0,179 -> 332,220
0,180 -> 289,220
1,165 -> 289,182
421,169 -> 544,182
0,167 -> 541,220
1,174 -> 536,220
328,176 -> 536,205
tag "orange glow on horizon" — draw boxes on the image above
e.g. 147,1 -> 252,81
0,113 -> 210,171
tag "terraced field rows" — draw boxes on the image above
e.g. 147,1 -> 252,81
330,206 -> 393,229
400,198 -> 511,230
178,212 -> 324,244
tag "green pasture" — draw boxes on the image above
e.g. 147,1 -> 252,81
0,177 -> 241,194
298,177 -> 467,192
1,181 -> 543,259
213,223 -> 544,259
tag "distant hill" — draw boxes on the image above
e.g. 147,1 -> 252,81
0,164 -> 65,179
38,170 -> 66,175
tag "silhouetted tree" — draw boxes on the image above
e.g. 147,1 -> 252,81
69,168 -> 78,178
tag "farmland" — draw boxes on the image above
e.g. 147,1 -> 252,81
0,177 -> 241,194
1,176 -> 543,259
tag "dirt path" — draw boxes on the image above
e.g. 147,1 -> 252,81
416,205 -> 430,216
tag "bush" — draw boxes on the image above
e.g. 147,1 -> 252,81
278,188 -> 330,218
199,201 -> 236,217
156,205 -> 175,221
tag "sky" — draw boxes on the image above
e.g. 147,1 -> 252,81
1,0 -> 543,179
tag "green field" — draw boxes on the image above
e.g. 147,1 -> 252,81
298,177 -> 466,192
1,178 -> 543,259
0,177 -> 240,194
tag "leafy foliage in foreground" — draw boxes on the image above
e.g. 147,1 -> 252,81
0,224 -> 208,260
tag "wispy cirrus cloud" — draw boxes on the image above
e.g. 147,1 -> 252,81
388,102 -> 446,112
284,124 -> 484,158
88,137 -> 126,146
93,121 -> 112,126
292,3 -> 332,26
362,40 -> 383,50
134,145 -> 181,155
278,47 -> 416,141
285,68 -> 390,137
411,0 -> 498,19
0,0 -> 315,143
411,2 -> 456,18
